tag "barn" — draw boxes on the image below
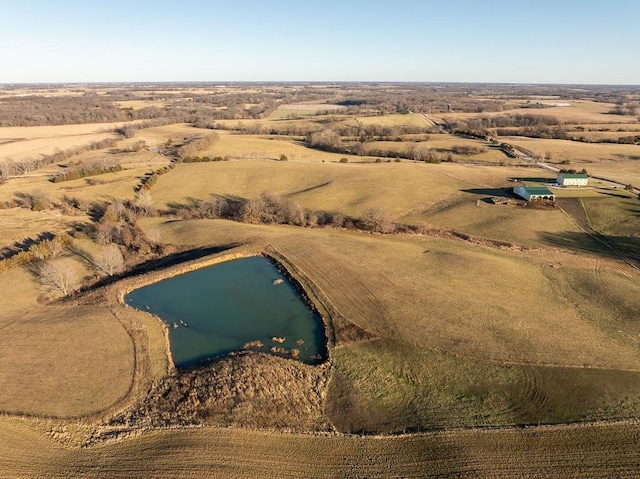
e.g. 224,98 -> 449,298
557,173 -> 588,186
514,185 -> 555,202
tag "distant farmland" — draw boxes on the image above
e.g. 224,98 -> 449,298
1,82 -> 639,478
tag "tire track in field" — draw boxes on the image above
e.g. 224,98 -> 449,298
557,198 -> 639,270
281,242 -> 396,338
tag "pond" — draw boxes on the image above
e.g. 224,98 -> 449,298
125,256 -> 327,367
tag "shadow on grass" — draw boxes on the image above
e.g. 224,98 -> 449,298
597,190 -> 634,199
0,231 -> 55,260
461,188 -> 510,197
508,177 -> 555,183
613,153 -> 640,161
539,231 -> 640,265
84,243 -> 243,291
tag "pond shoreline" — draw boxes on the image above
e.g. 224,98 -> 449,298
110,243 -> 335,368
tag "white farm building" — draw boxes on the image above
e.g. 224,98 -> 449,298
557,173 -> 588,186
514,185 -> 555,202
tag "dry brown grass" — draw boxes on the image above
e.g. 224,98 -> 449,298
0,267 -> 135,417
581,160 -> 640,186
145,220 -> 640,369
1,106 -> 640,477
361,133 -> 513,163
502,136 -> 640,165
0,208 -> 86,250
149,160 -> 581,248
269,103 -> 346,119
202,131 -> 357,162
0,165 -> 155,206
436,100 -> 630,125
116,99 -> 167,110
2,418 -> 640,478
0,123 -> 132,161
354,112 -> 431,127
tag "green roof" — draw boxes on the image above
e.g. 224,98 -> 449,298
522,186 -> 554,195
558,173 -> 588,178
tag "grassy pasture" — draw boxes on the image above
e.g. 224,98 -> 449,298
0,267 -> 135,417
0,123 -> 133,162
409,199 -> 587,248
502,136 -> 640,164
269,103 -> 346,119
1,418 -> 640,478
201,131 -> 358,162
139,219 -> 640,431
437,100 -> 625,125
0,208 -> 86,250
353,112 -> 430,127
151,160 -> 471,216
146,220 -> 640,369
0,165 -> 152,204
149,160 -> 583,248
582,160 -> 640,186
0,94 -> 639,477
361,136 -> 512,163
567,131 -> 640,142
133,123 -> 201,145
578,122 -> 640,132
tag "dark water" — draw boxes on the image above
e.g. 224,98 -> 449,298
125,256 -> 327,367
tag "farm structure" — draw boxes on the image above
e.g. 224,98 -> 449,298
557,173 -> 588,186
514,185 -> 556,202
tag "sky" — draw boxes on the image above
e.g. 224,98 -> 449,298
0,0 -> 638,84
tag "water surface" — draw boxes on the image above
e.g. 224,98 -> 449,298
125,256 -> 326,367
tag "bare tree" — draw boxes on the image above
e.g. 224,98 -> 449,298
15,157 -> 36,175
331,213 -> 345,228
198,195 -> 227,218
135,189 -> 155,216
284,200 -> 305,226
37,260 -> 77,296
0,161 -> 15,180
92,244 -> 125,276
45,238 -> 63,258
240,197 -> 267,223
364,208 -> 395,234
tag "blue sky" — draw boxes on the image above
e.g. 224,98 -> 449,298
0,0 -> 638,84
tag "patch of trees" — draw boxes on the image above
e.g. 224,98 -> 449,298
0,137 -> 118,179
165,189 -> 415,234
137,165 -> 175,192
609,101 -> 639,116
578,134 -> 640,145
13,190 -> 53,211
164,189 -> 485,239
0,232 -> 71,264
0,96 -> 176,127
495,126 -> 568,140
451,145 -> 487,155
559,168 -> 588,175
231,121 -> 432,141
176,133 -> 220,160
0,232 -> 78,294
50,163 -> 124,183
305,129 -> 344,152
0,92 -> 278,128
84,196 -> 160,258
168,191 -> 332,228
446,114 -> 562,138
